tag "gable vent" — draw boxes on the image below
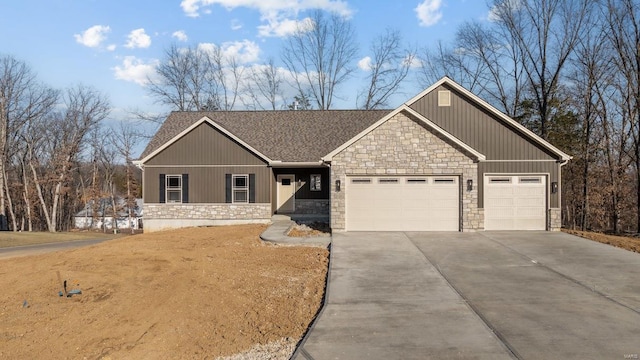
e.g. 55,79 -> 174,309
438,90 -> 451,107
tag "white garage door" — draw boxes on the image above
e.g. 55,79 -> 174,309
346,176 -> 459,231
484,175 -> 546,230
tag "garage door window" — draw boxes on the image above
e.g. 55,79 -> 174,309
489,177 -> 511,184
379,178 -> 398,184
434,178 -> 455,184
351,178 -> 371,184
519,177 -> 542,184
407,178 -> 427,183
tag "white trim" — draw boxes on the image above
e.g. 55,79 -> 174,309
480,159 -> 560,163
405,76 -> 572,161
137,116 -> 273,164
322,105 -> 486,162
269,161 -> 327,168
232,174 -> 249,204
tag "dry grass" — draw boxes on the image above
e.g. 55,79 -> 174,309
563,229 -> 640,253
0,230 -> 123,248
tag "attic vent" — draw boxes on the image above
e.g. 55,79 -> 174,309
438,90 -> 451,107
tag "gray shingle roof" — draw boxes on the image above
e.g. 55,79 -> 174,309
139,110 -> 391,163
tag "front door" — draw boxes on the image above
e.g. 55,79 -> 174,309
277,174 -> 295,213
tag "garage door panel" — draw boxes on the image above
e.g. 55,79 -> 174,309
485,175 -> 546,230
346,176 -> 459,231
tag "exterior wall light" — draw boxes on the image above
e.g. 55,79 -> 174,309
335,179 -> 341,192
466,179 -> 473,192
551,181 -> 558,194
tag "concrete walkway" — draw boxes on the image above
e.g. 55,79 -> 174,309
260,215 -> 330,247
294,231 -> 640,359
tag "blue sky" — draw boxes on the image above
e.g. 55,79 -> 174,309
1,0 -> 491,130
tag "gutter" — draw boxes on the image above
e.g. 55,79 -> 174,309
268,161 -> 327,168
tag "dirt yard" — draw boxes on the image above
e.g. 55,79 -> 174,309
0,231 -> 123,248
0,225 -> 329,359
563,229 -> 640,253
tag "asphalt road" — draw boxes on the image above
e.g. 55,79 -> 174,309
0,238 -> 113,260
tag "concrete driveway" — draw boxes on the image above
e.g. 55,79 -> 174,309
294,231 -> 640,360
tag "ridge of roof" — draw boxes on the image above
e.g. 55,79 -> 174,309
138,109 -> 391,163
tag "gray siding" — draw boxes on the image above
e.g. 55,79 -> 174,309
410,84 -> 559,161
145,166 -> 271,203
478,162 -> 561,208
146,122 -> 267,166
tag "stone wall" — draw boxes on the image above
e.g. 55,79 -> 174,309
144,203 -> 271,232
549,208 -> 562,231
330,111 -> 483,231
294,199 -> 330,215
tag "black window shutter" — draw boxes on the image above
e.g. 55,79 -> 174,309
225,174 -> 232,203
159,174 -> 166,203
249,174 -> 256,203
182,174 -> 189,203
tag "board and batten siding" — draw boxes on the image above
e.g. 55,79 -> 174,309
409,84 -> 559,161
146,122 -> 267,166
478,161 -> 561,208
145,166 -> 271,204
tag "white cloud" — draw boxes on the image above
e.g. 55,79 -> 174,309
415,0 -> 443,27
181,0 -> 352,18
487,0 -> 521,22
172,30 -> 188,42
106,44 -> 117,51
113,56 -> 158,85
231,19 -> 243,30
198,40 -> 261,64
358,56 -> 372,71
258,16 -> 313,37
74,25 -> 111,48
180,0 -> 352,37
125,28 -> 152,49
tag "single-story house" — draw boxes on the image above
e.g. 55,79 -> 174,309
134,77 -> 570,232
75,198 -> 143,230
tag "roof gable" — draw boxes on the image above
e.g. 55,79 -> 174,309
323,105 -> 486,162
137,110 -> 389,164
406,77 -> 571,161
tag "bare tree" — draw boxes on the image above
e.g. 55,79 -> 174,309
0,55 -> 58,231
147,44 -> 243,112
490,0 -> 591,138
607,0 -> 640,231
109,122 -> 141,233
282,10 -> 358,109
29,85 -> 110,232
358,29 -> 415,109
243,58 -> 284,110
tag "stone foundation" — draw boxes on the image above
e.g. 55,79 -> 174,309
549,208 -> 561,231
144,203 -> 271,232
294,199 -> 330,215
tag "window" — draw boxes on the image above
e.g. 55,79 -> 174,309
310,174 -> 321,191
166,175 -> 182,203
434,178 -> 455,184
351,178 -> 371,184
233,175 -> 249,203
407,178 -> 427,183
379,178 -> 398,184
490,177 -> 511,184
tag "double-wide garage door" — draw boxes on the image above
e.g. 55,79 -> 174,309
346,176 -> 459,231
484,175 -> 546,230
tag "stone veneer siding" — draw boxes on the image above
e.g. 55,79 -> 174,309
144,203 -> 271,231
549,208 -> 561,231
293,199 -> 330,215
330,111 -> 483,232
